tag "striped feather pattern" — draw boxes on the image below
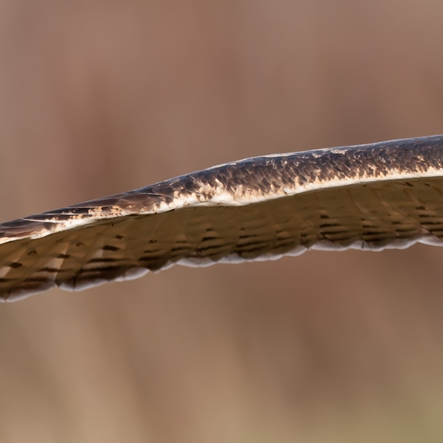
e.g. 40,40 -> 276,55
1,135 -> 443,301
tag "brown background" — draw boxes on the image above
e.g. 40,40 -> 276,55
1,1 -> 443,442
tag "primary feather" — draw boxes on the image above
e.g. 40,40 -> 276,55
2,135 -> 443,301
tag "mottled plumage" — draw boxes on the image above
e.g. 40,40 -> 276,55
2,135 -> 443,301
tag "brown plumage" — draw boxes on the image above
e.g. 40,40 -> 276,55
2,135 -> 443,301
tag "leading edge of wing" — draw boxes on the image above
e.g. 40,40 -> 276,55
1,134 -> 443,244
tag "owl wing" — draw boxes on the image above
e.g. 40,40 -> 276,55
2,135 -> 443,301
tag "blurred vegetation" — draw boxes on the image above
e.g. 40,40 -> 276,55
1,1 -> 443,442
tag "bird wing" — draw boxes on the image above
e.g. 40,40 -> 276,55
2,135 -> 443,301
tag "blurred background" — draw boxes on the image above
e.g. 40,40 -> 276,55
1,1 -> 443,442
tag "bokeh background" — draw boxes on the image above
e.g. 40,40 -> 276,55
1,1 -> 443,442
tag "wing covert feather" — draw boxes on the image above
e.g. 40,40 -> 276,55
2,135 -> 443,301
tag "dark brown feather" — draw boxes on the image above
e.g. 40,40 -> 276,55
1,135 -> 443,301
